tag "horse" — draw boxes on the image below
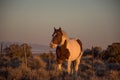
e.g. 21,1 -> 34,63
50,27 -> 83,75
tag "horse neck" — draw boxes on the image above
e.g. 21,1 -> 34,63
60,35 -> 69,46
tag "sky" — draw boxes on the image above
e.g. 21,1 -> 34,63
0,0 -> 120,49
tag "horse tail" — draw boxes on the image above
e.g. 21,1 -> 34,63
76,39 -> 82,51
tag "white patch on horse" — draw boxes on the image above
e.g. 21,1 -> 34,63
53,33 -> 57,37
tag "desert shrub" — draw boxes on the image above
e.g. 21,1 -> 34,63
37,69 -> 49,79
27,57 -> 40,70
94,59 -> 105,70
92,46 -> 102,58
80,63 -> 90,71
27,56 -> 46,70
83,46 -> 102,58
95,69 -> 106,77
0,56 -> 21,69
4,44 -> 23,57
94,60 -> 106,77
106,70 -> 120,80
39,52 -> 56,70
39,52 -> 55,61
99,43 -> 120,63
0,76 -> 6,80
83,49 -> 92,56
4,43 -> 32,58
21,43 -> 32,57
0,68 -> 9,80
0,57 -> 9,68
9,57 -> 21,68
7,67 -> 23,80
106,63 -> 120,71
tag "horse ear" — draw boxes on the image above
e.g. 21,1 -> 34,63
59,27 -> 62,31
59,27 -> 63,34
54,27 -> 56,31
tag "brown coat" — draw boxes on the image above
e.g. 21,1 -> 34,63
56,40 -> 70,64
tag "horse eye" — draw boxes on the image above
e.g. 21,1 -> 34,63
53,33 -> 57,37
52,33 -> 55,37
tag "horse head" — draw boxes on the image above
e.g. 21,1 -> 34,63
50,27 -> 63,48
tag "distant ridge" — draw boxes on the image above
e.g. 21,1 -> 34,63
30,44 -> 52,54
0,41 -> 55,54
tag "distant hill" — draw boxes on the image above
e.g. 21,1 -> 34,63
30,44 -> 54,54
0,41 -> 55,54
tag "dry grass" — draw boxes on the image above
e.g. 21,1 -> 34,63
0,53 -> 120,80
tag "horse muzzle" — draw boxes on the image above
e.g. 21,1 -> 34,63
50,42 -> 57,48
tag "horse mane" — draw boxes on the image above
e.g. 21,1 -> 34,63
61,30 -> 69,40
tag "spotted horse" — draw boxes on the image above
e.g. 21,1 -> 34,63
50,27 -> 83,76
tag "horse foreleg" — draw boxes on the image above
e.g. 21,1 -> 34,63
67,61 -> 71,74
58,63 -> 62,71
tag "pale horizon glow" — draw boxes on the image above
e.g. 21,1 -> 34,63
0,0 -> 120,49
